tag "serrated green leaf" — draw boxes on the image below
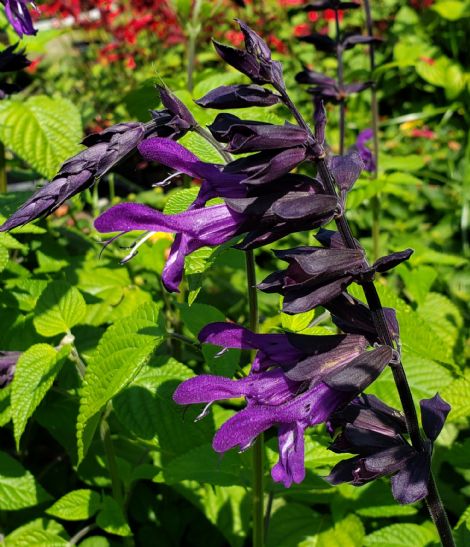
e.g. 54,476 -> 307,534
267,503 -> 323,547
34,281 -> 87,337
46,489 -> 101,521
441,372 -> 470,422
115,359 -> 214,459
364,523 -> 437,546
163,187 -> 200,215
96,496 -> 132,537
11,344 -> 68,448
0,95 -> 82,179
0,384 -> 11,426
77,303 -> 163,461
400,265 -> 437,306
3,518 -> 68,546
0,451 -> 50,510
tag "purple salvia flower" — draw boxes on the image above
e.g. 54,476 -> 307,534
137,137 -> 246,204
95,185 -> 338,292
174,322 -> 391,487
356,129 -> 376,172
326,393 -> 450,504
2,0 -> 36,37
94,202 -> 245,292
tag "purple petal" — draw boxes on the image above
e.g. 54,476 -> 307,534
356,129 -> 376,172
324,345 -> 392,392
373,249 -> 413,273
391,451 -> 431,504
328,151 -> 364,194
94,203 -> 242,245
213,382 -> 347,453
271,423 -> 306,487
196,84 -> 280,109
4,0 -> 37,37
420,394 -> 451,442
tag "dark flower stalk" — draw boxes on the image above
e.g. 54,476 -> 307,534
278,84 -> 455,547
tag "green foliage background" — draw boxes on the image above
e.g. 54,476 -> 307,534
0,0 -> 468,545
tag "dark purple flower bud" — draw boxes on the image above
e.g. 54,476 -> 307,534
0,122 -> 149,232
208,114 -> 311,154
213,20 -> 284,89
295,69 -> 336,87
355,129 -> 376,172
150,86 -> 196,140
324,292 -> 400,344
420,394 -> 451,442
1,0 -> 36,37
0,43 -> 30,72
325,393 -> 444,504
327,150 -> 364,195
224,147 -> 308,185
259,244 -> 412,315
196,84 -> 280,109
303,1 -> 360,11
0,351 -> 21,387
173,322 -> 386,488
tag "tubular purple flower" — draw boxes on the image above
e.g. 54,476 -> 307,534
356,129 -> 376,172
94,202 -> 245,292
173,322 -> 391,488
137,137 -> 246,204
2,0 -> 36,37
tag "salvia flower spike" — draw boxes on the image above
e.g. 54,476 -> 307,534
173,322 -> 391,487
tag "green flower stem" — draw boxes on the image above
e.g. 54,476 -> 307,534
334,10 -> 345,155
187,0 -> 203,93
0,142 -> 6,194
189,127 -> 264,546
363,0 -> 381,261
246,249 -> 264,547
100,406 -> 124,508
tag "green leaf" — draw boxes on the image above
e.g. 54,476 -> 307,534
96,496 -> 132,537
380,154 -> 426,172
0,245 -> 8,273
400,265 -> 437,306
0,451 -> 50,510
77,303 -> 163,461
364,523 -> 438,546
34,281 -> 87,337
3,518 -> 68,546
281,309 -> 315,332
179,302 -> 224,337
114,359 -> 214,460
432,1 -> 469,21
11,344 -> 69,449
163,443 -> 249,486
441,372 -> 470,422
266,503 -> 323,547
46,489 -> 101,521
179,130 -> 224,163
0,95 -> 82,179
163,187 -> 200,215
